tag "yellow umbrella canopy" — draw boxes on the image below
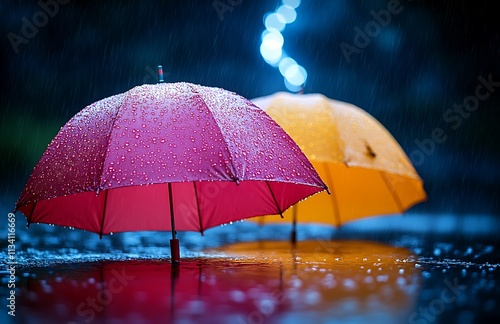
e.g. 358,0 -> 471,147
251,92 -> 426,234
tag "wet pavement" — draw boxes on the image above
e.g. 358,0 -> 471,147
1,217 -> 499,324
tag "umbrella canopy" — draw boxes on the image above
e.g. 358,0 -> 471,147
250,92 -> 426,238
14,83 -> 327,260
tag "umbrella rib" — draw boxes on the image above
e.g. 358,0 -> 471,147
189,85 -> 240,182
99,190 -> 109,239
97,91 -> 130,191
193,181 -> 204,234
380,172 -> 404,212
265,181 -> 283,217
323,163 -> 341,227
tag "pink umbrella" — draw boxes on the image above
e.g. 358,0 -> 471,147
15,68 -> 327,262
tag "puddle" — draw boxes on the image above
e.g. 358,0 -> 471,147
6,240 -> 419,323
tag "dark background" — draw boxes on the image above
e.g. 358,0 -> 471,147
1,0 -> 499,222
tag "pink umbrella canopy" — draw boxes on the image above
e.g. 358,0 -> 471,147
15,81 -> 327,260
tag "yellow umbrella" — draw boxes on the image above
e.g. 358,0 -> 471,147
250,92 -> 427,241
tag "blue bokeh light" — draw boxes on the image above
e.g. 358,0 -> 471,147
278,57 -> 296,76
284,63 -> 307,86
284,77 -> 303,92
277,5 -> 297,24
259,0 -> 306,92
262,30 -> 284,50
264,13 -> 286,32
260,43 -> 283,65
282,0 -> 301,9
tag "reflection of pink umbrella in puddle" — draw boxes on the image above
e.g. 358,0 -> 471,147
17,260 -> 289,323
14,68 -> 327,261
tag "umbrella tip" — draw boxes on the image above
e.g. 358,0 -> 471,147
158,65 -> 164,83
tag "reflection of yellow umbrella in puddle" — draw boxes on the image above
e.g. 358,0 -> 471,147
209,240 -> 422,322
250,92 -> 427,241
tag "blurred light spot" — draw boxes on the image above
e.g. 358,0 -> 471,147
279,57 -> 296,76
262,31 -> 284,50
283,0 -> 301,9
304,290 -> 321,305
186,300 -> 205,314
230,290 -> 246,303
284,78 -> 302,92
343,278 -> 357,290
291,277 -> 302,287
277,5 -> 297,24
260,43 -> 282,65
284,64 -> 307,86
259,0 -> 306,91
257,299 -> 275,315
265,13 -> 286,32
376,275 -> 389,282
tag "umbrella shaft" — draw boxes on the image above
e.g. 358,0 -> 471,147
168,182 -> 176,240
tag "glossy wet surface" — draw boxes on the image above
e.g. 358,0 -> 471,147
2,221 -> 499,324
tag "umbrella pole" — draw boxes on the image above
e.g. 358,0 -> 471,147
159,62 -> 178,264
168,182 -> 180,263
291,205 -> 297,245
